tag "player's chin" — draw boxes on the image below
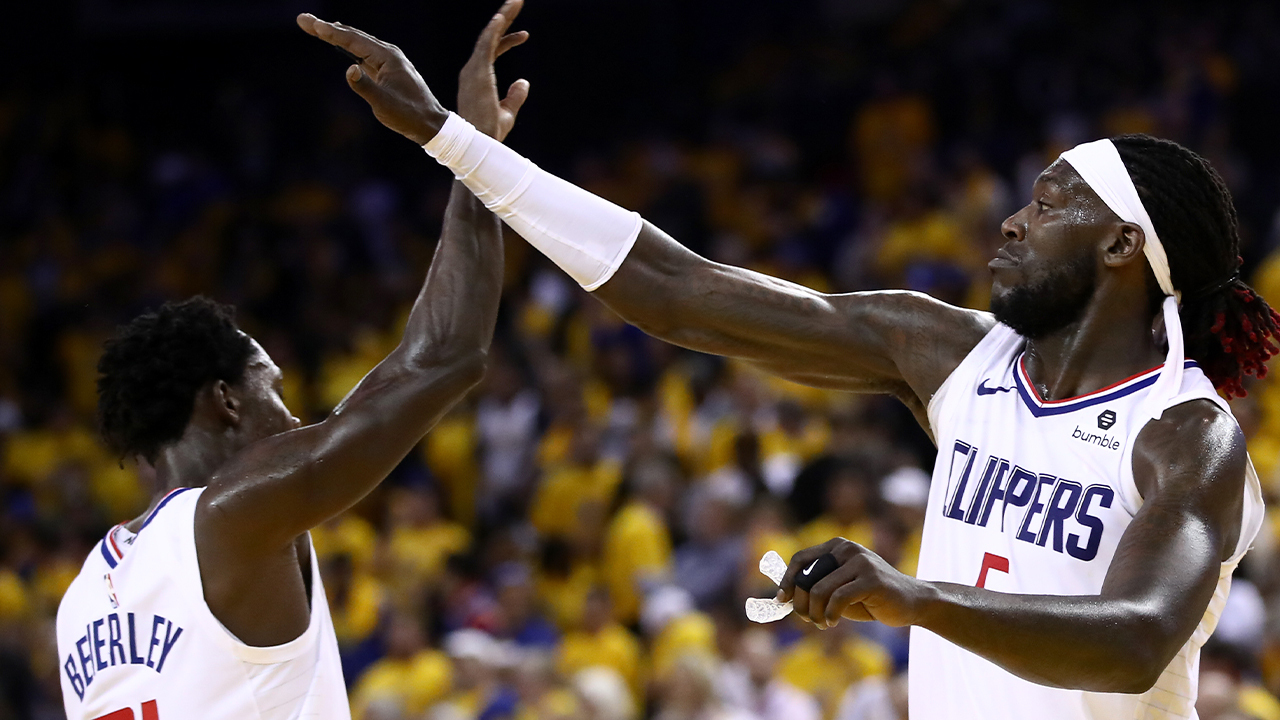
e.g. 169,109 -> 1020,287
989,276 -> 1015,309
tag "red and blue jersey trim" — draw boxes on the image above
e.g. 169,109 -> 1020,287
100,524 -> 126,569
1012,356 -> 1199,418
99,487 -> 194,568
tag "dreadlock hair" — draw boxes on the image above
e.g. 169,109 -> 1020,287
97,296 -> 254,464
1112,134 -> 1280,399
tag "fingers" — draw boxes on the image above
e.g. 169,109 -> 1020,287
345,64 -> 378,100
806,560 -> 864,627
824,576 -> 876,627
841,602 -> 876,623
500,79 -> 531,117
473,0 -> 526,59
495,31 -> 530,58
778,538 -> 842,602
297,14 -> 391,70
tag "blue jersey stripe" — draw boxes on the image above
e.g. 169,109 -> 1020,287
1014,360 -> 1197,418
100,539 -> 118,569
140,487 -> 195,530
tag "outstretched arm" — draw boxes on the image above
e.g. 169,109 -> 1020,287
297,3 -> 994,411
778,399 -> 1247,693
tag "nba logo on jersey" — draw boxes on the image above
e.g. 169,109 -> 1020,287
103,574 -> 119,610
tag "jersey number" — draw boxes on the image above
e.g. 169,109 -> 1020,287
93,700 -> 158,720
976,552 -> 1009,588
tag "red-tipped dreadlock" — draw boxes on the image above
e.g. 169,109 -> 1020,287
1114,135 -> 1280,399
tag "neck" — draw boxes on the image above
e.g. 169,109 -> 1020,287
1021,285 -> 1166,402
133,426 -> 237,522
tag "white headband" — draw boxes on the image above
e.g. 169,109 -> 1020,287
1059,138 -> 1178,301
1059,138 -> 1183,420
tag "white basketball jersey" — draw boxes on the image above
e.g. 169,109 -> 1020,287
912,323 -> 1264,720
56,487 -> 351,720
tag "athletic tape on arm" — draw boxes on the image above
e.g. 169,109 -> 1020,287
1059,139 -> 1183,420
424,112 -> 643,291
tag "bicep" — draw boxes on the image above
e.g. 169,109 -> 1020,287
597,223 -> 994,401
1100,403 -> 1247,660
196,351 -> 483,557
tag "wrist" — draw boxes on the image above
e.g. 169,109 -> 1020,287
409,105 -> 451,146
910,579 -> 946,628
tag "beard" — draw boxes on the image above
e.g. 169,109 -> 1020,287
990,252 -> 1096,340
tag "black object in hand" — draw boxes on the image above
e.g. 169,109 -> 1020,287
333,44 -> 365,65
794,552 -> 839,592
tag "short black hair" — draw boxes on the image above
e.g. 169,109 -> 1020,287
97,297 -> 254,464
1114,134 -> 1280,398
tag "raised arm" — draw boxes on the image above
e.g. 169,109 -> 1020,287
296,1 -> 994,412
197,182 -> 501,550
193,9 -> 529,643
778,399 -> 1247,692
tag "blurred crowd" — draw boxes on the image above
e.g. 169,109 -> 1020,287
9,0 -> 1280,719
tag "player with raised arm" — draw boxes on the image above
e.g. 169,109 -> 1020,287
300,5 -> 1276,717
54,8 -> 531,720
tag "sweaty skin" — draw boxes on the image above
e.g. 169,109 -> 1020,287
115,7 -> 530,649
299,4 -> 1247,692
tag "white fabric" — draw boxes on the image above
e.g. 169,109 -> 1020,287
1059,139 -> 1175,299
424,112 -> 643,291
56,487 -> 350,720
1060,139 -> 1185,420
912,323 -> 1264,720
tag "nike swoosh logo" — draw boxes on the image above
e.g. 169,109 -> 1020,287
977,380 -> 1012,396
801,558 -> 820,576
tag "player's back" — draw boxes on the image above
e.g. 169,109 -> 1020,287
56,486 -> 350,720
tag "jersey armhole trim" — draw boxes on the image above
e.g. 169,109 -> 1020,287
927,322 -> 1020,434
173,490 -> 325,665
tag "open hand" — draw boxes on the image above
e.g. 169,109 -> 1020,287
778,537 -> 936,628
297,13 -> 448,146
460,0 -> 531,142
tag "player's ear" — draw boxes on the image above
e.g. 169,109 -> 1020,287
1103,221 -> 1146,268
210,380 -> 242,427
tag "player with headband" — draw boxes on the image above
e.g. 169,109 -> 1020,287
299,3 -> 1275,717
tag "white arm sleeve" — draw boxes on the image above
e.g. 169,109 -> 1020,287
424,112 -> 643,291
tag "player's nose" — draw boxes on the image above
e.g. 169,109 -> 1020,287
1000,210 -> 1026,242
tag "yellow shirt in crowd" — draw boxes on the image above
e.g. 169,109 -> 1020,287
350,649 -> 453,720
557,622 -> 645,697
530,460 -> 623,538
602,502 -> 672,624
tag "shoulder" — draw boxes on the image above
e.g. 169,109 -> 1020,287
837,291 -> 997,400
1132,398 -> 1245,505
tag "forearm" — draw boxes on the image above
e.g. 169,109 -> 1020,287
393,181 -> 504,367
914,506 -> 1222,693
916,584 -> 1171,693
311,180 -> 502,503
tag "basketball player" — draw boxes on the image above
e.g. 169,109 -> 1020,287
302,5 -> 1277,717
53,8 -> 531,719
